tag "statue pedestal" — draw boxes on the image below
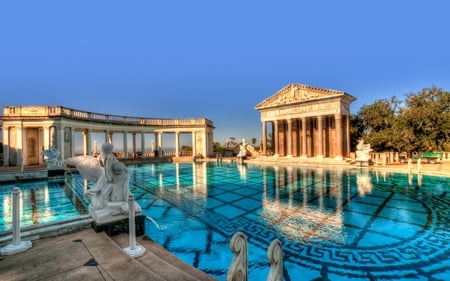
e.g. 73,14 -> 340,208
355,160 -> 370,167
92,214 -> 145,237
48,168 -> 65,179
237,156 -> 246,163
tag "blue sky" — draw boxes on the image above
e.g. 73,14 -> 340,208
1,1 -> 449,146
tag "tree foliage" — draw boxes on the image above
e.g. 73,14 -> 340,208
355,97 -> 400,151
353,86 -> 450,152
402,86 -> 450,151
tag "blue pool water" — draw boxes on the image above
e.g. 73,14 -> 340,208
0,179 -> 85,232
1,162 -> 450,280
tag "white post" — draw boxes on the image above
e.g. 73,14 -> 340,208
123,194 -> 145,258
1,187 -> 32,255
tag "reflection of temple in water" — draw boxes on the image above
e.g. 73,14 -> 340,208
259,166 -> 358,244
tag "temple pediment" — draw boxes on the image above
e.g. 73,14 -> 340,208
255,83 -> 354,110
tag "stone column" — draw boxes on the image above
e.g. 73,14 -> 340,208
207,129 -> 214,157
158,132 -> 163,157
18,125 -> 24,166
141,132 -> 145,157
70,128 -> 76,158
123,132 -> 128,158
43,126 -> 50,150
82,129 -> 90,156
202,130 -> 207,157
191,132 -> 196,157
262,121 -> 267,155
58,126 -> 65,161
175,132 -> 180,157
346,114 -> 351,157
2,127 -> 10,166
132,133 -> 137,158
301,117 -> 307,158
49,126 -> 57,148
153,133 -> 158,156
104,130 -> 109,143
317,116 -> 323,158
273,120 -> 279,156
287,119 -> 292,157
335,114 -> 343,160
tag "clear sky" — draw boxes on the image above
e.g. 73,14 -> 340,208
1,1 -> 449,146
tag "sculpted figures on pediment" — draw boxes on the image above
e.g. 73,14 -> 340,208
270,85 -> 322,107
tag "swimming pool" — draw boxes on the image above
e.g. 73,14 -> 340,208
2,162 -> 450,280
0,179 -> 85,232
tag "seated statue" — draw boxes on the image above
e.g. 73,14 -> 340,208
65,142 -> 141,224
86,161 -> 142,222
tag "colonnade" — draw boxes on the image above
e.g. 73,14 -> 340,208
1,106 -> 214,166
261,114 -> 351,159
255,83 -> 356,161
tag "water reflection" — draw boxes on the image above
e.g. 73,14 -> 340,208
260,166 -> 347,244
192,162 -> 207,197
356,169 -> 373,196
237,162 -> 247,181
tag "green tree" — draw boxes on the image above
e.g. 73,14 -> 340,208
213,142 -> 225,154
225,137 -> 237,149
402,86 -> 450,152
350,114 -> 364,151
356,97 -> 400,151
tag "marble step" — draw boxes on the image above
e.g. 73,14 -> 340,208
111,234 -> 217,281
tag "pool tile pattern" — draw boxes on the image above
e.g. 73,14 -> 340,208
116,163 -> 450,281
15,162 -> 450,281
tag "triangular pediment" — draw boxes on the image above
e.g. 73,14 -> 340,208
255,83 -> 354,110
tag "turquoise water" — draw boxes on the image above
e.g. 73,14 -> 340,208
0,179 -> 85,232
2,162 -> 450,280
127,163 -> 450,281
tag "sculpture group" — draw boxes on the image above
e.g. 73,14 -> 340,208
63,142 -> 142,224
355,139 -> 372,166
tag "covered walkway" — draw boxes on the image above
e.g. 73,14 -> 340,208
1,106 -> 215,167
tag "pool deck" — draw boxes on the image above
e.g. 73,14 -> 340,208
0,159 -> 449,281
0,227 -> 218,281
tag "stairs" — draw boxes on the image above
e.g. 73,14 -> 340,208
111,234 -> 218,281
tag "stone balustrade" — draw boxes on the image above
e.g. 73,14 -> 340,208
227,232 -> 284,281
2,105 -> 213,127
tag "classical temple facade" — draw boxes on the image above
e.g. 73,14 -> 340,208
0,106 -> 214,167
255,84 -> 356,160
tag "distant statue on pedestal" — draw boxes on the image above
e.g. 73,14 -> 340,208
237,139 -> 248,158
40,147 -> 63,170
65,142 -> 141,224
355,140 -> 372,167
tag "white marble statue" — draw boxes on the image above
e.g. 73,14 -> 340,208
65,142 -> 141,224
355,139 -> 372,162
237,139 -> 248,158
40,147 -> 63,170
